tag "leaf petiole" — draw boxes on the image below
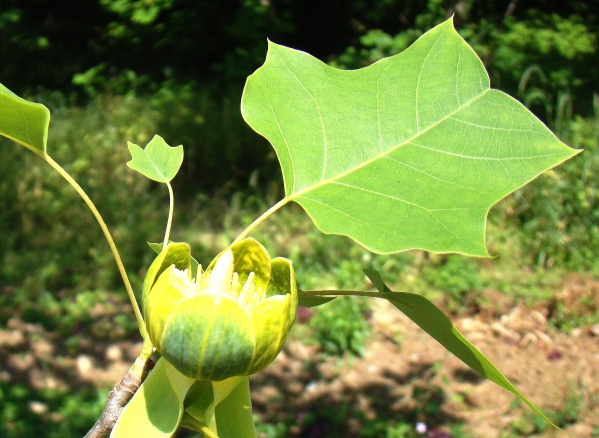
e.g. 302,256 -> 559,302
233,197 -> 290,243
40,151 -> 150,345
163,181 -> 175,250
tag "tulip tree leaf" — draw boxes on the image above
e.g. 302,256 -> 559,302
0,83 -> 50,154
241,18 -> 579,256
363,268 -> 560,430
127,134 -> 183,183
111,358 -> 195,438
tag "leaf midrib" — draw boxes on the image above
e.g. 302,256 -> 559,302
286,88 -> 492,200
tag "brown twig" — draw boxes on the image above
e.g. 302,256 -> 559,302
84,356 -> 155,438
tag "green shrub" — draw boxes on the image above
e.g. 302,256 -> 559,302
309,296 -> 372,357
509,111 -> 599,272
419,255 -> 484,311
0,382 -> 105,438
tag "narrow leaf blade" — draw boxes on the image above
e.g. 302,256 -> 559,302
0,83 -> 50,153
241,19 -> 579,255
127,134 -> 183,183
298,293 -> 336,308
363,268 -> 560,430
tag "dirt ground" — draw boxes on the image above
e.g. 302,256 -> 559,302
1,276 -> 598,437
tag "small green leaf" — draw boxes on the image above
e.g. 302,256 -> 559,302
111,357 -> 195,438
363,268 -> 561,431
298,293 -> 336,308
127,134 -> 183,183
0,83 -> 50,153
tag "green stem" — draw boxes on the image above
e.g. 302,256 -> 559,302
40,152 -> 150,345
299,289 -> 406,298
199,426 -> 219,438
163,181 -> 175,250
233,197 -> 290,244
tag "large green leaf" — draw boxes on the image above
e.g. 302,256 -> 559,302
0,83 -> 50,153
363,268 -> 559,430
241,19 -> 579,255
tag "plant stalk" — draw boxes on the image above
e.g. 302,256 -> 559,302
299,289 -> 406,298
40,152 -> 149,344
84,356 -> 155,438
233,197 -> 290,243
163,181 -> 175,250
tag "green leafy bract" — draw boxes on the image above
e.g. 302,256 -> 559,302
0,83 -> 50,153
363,268 -> 560,430
241,18 -> 579,256
182,376 -> 256,437
111,358 -> 195,438
127,134 -> 183,183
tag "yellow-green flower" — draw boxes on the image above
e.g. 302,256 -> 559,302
142,238 -> 297,381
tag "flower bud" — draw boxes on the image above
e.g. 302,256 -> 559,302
142,238 -> 297,381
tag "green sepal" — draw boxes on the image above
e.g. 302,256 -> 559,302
363,268 -> 562,432
148,241 -> 200,281
111,357 -> 195,438
142,242 -> 192,318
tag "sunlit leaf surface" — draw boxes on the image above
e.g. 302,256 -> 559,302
241,19 -> 578,255
127,135 -> 183,183
0,83 -> 50,153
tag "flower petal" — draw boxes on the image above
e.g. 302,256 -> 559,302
268,257 -> 298,324
206,248 -> 235,294
208,238 -> 272,293
161,294 -> 255,381
143,242 -> 192,318
146,265 -> 191,347
248,295 -> 291,374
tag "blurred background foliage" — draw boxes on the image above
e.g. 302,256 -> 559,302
0,2 -> 598,435
0,0 -> 596,290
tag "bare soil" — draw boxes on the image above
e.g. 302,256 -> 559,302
1,275 -> 598,437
